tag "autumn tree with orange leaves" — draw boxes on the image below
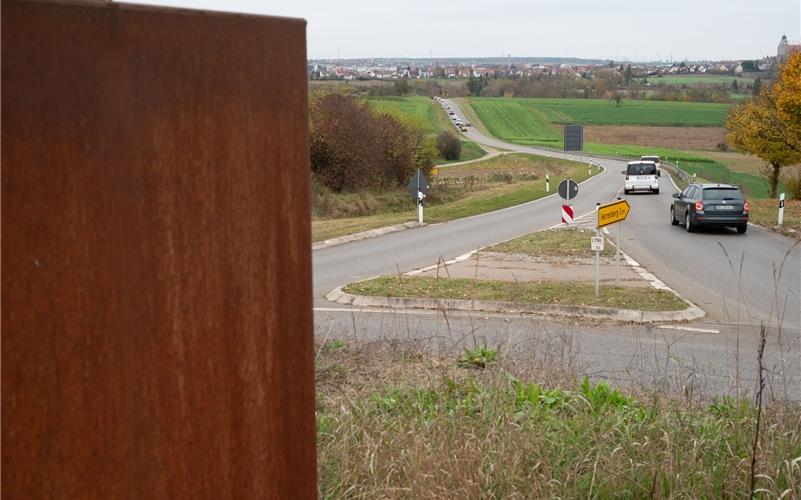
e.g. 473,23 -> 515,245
773,51 -> 801,142
725,52 -> 801,198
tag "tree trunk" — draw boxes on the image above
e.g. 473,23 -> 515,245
769,162 -> 781,198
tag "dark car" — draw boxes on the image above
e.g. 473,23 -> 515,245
670,183 -> 749,233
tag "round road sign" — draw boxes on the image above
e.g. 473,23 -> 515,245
557,178 -> 578,200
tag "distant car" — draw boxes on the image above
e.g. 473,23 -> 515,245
670,183 -> 749,234
460,125 -> 468,132
622,161 -> 660,194
641,155 -> 661,170
448,111 -> 455,115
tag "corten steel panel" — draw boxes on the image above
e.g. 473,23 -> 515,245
1,1 -> 316,498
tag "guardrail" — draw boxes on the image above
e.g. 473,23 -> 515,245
661,160 -> 692,185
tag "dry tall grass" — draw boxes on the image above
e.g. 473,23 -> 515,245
316,339 -> 801,498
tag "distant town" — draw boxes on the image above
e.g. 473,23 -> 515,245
309,35 -> 800,82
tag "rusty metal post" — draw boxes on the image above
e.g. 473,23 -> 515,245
2,1 -> 316,497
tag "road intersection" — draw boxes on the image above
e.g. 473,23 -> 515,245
312,98 -> 800,399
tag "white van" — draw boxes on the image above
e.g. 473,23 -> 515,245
623,161 -> 660,194
640,155 -> 661,170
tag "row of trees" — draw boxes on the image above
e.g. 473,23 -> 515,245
344,72 -> 746,103
310,93 -> 433,192
726,52 -> 801,198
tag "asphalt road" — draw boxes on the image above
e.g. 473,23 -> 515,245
312,98 -> 801,400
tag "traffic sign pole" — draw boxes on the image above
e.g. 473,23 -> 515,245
595,203 -> 601,299
615,217 -> 621,287
557,178 -> 579,227
615,197 -> 621,286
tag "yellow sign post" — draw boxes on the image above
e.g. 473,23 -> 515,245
597,199 -> 630,228
595,198 -> 631,290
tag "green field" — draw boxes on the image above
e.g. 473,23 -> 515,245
469,97 -> 729,130
460,97 -> 776,198
367,96 -> 485,162
646,75 -> 756,86
367,96 -> 451,135
466,97 -> 729,148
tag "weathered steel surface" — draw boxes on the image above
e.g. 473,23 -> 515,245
2,1 -> 315,497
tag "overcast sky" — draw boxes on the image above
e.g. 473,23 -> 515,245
129,0 -> 800,61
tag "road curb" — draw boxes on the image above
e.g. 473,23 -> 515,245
324,221 -> 707,324
313,222 -> 423,251
325,285 -> 705,324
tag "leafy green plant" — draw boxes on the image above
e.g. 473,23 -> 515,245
322,339 -> 345,352
580,376 -> 636,412
457,346 -> 498,369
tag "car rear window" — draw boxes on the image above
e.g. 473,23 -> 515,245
627,163 -> 657,175
702,188 -> 744,200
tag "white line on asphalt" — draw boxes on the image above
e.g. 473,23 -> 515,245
406,249 -> 477,275
657,325 -> 720,334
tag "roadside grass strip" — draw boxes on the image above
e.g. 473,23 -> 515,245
749,198 -> 801,235
343,276 -> 687,311
317,340 -> 801,498
312,154 -> 595,242
488,228 -> 615,258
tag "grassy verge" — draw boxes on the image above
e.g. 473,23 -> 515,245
488,228 -> 615,258
749,199 -> 801,236
313,154 -> 594,242
317,340 -> 801,498
343,276 -> 687,311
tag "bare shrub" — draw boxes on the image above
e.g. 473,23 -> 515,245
435,131 -> 462,161
310,92 -> 432,192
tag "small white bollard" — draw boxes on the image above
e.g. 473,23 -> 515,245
417,190 -> 425,224
778,193 -> 785,226
546,174 -> 550,193
588,164 -> 592,176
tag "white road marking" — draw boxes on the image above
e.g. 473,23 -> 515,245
406,249 -> 476,275
657,325 -> 720,334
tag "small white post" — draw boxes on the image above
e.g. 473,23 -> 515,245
693,172 -> 696,181
595,203 -> 601,299
588,163 -> 592,176
546,174 -> 550,193
778,193 -> 785,226
417,191 -> 424,224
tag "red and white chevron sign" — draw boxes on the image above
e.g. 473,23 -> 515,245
561,204 -> 573,224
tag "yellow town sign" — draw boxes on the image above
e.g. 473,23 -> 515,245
597,199 -> 631,228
